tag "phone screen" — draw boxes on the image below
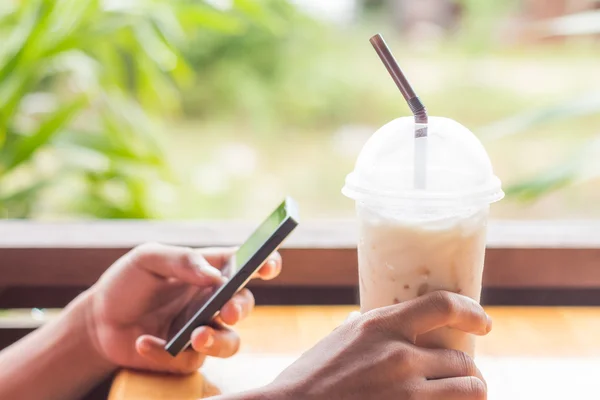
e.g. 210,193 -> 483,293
222,201 -> 289,278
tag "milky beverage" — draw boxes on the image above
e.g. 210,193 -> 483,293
357,206 -> 488,356
343,116 -> 503,357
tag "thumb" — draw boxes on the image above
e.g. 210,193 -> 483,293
136,335 -> 207,374
129,243 -> 226,286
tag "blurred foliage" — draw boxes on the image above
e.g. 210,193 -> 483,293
484,93 -> 600,203
2,0 -> 598,219
481,9 -> 600,203
180,0 -> 312,129
0,0 -> 296,218
180,1 -> 400,134
453,0 -> 521,52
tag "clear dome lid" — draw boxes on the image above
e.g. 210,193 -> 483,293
342,117 -> 504,209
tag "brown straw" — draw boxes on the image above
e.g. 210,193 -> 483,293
370,34 -> 428,126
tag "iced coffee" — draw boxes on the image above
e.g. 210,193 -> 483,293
343,115 -> 503,357
357,205 -> 488,356
344,35 -> 503,356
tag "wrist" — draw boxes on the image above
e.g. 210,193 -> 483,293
0,287 -> 116,400
65,287 -> 117,374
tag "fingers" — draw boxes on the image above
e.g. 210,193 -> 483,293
421,348 -> 486,390
136,335 -> 206,374
219,288 -> 255,325
254,252 -> 282,280
130,243 -> 224,286
424,376 -> 487,400
372,291 -> 491,342
190,325 -> 241,358
197,248 -> 281,280
136,324 -> 242,373
130,244 -> 281,283
195,247 -> 236,269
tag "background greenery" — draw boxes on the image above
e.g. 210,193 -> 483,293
1,0 -> 599,220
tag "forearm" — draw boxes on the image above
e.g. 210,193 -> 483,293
0,291 -> 115,400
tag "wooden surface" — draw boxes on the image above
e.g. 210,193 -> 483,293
3,220 -> 600,291
5,247 -> 600,288
109,306 -> 600,400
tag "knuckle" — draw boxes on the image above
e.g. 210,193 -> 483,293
342,316 -> 364,335
452,350 -> 477,376
402,382 -> 424,400
465,376 -> 487,399
390,345 -> 421,375
242,289 -> 255,308
222,336 -> 241,358
429,291 -> 456,316
355,313 -> 383,335
133,242 -> 161,255
179,250 -> 201,271
130,242 -> 162,263
390,344 -> 416,364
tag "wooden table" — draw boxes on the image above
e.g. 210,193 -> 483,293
109,306 -> 600,400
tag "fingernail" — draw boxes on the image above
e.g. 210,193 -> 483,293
192,254 -> 222,279
204,334 -> 214,349
201,264 -> 222,279
485,314 -> 493,333
267,259 -> 277,269
138,340 -> 151,352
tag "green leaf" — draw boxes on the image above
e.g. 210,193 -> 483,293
75,171 -> 154,219
148,3 -> 186,47
479,93 -> 600,139
505,137 -> 600,201
0,0 -> 65,126
233,0 -> 284,34
0,2 -> 38,82
505,164 -> 577,202
0,71 -> 34,129
133,20 -> 178,71
0,2 -> 18,19
0,176 -> 52,203
0,171 -> 63,218
55,130 -> 163,166
91,42 -> 128,89
31,0 -> 96,61
0,95 -> 87,174
135,52 -> 181,113
177,5 -> 245,34
99,92 -> 168,160
0,0 -> 57,83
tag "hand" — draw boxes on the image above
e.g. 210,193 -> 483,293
84,243 -> 281,374
262,291 -> 491,400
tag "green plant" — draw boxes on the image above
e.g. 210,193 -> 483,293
180,0 -> 325,131
0,0 -> 286,219
479,10 -> 600,203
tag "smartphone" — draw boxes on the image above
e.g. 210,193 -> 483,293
165,197 -> 299,356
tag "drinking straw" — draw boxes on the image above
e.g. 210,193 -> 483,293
370,33 -> 428,189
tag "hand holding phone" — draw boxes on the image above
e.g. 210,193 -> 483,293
165,197 -> 299,356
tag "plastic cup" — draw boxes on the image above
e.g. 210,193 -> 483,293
342,116 -> 503,356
